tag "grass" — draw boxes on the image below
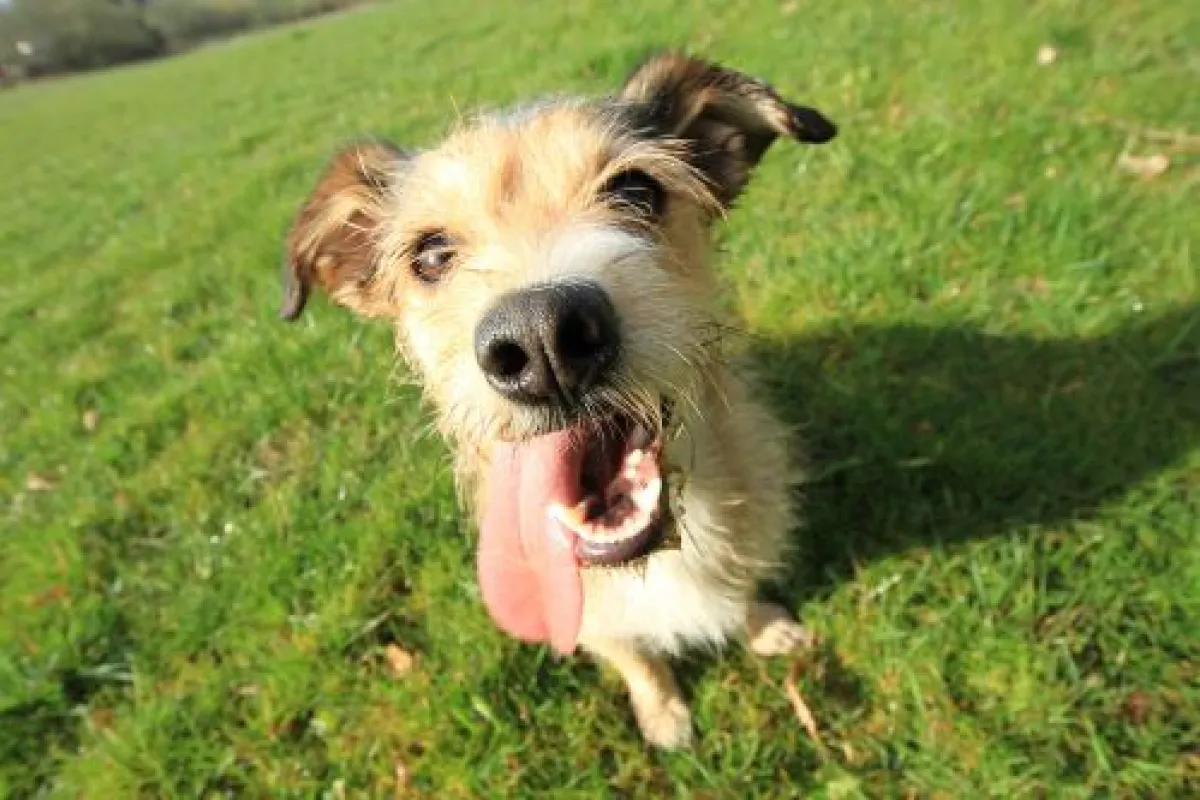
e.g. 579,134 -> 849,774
1,0 -> 1197,795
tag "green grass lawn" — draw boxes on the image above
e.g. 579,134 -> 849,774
1,0 -> 1197,795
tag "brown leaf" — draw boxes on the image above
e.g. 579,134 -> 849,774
26,473 -> 54,492
1116,152 -> 1170,179
88,707 -> 115,731
785,659 -> 826,756
384,644 -> 415,677
82,409 -> 100,432
1121,691 -> 1153,726
30,584 -> 69,608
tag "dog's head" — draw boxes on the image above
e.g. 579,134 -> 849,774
280,52 -> 835,652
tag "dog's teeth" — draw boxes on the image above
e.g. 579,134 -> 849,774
631,476 -> 662,511
548,502 -> 587,528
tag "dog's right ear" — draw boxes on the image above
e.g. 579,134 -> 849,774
279,139 -> 405,321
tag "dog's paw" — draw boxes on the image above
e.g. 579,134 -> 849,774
747,603 -> 815,657
633,694 -> 693,750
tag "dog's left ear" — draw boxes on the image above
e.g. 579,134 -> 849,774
620,52 -> 836,205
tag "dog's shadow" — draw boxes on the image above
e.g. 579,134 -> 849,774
663,304 -> 1199,748
748,304 -> 1199,597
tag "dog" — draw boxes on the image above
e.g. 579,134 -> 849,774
278,51 -> 836,748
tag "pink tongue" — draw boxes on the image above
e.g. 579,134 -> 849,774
478,430 -> 583,655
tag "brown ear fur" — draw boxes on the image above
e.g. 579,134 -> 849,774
619,52 -> 836,204
280,139 -> 404,320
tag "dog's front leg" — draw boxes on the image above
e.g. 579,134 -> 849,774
583,637 -> 692,749
744,601 -> 815,657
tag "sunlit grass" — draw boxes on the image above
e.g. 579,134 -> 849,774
1,0 -> 1196,795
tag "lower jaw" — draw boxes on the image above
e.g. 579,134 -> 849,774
577,515 -> 682,570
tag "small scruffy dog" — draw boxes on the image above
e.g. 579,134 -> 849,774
279,51 -> 836,748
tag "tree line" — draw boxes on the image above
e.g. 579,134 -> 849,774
0,0 -> 369,83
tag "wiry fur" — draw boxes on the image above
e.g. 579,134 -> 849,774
279,52 -> 835,748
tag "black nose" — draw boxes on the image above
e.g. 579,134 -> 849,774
475,283 -> 620,405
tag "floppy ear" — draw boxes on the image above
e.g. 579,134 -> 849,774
619,52 -> 836,205
279,138 -> 405,321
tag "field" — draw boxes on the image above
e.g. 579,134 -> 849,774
1,0 -> 1197,795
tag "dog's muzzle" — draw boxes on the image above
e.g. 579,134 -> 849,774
474,282 -> 619,406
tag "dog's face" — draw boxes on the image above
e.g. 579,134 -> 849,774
280,53 -> 834,652
374,104 -> 720,447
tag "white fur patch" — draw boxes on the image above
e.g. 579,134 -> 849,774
538,225 -> 657,283
578,548 -> 750,654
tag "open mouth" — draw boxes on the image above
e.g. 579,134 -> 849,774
476,401 -> 677,654
549,409 -> 671,567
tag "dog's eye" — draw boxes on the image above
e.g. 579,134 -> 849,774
601,169 -> 665,217
411,231 -> 457,283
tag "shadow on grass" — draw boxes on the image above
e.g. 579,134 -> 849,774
749,304 -> 1199,596
494,304 -> 1198,782
0,615 -> 136,797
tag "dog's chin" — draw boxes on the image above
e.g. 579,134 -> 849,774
495,396 -> 679,569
